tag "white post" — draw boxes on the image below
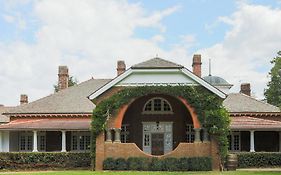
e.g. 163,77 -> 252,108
279,131 -> 281,152
32,131 -> 38,152
61,131 -> 66,152
0,131 -> 2,152
250,130 -> 255,152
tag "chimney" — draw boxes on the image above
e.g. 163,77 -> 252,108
240,83 -> 251,96
192,54 -> 202,77
58,66 -> 69,91
117,60 -> 126,76
20,94 -> 28,105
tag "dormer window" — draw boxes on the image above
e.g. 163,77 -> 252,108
142,97 -> 173,114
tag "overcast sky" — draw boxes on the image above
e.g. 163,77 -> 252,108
0,0 -> 281,106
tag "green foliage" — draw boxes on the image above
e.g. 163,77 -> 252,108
127,157 -> 150,171
237,152 -> 281,168
91,86 -> 230,166
115,158 -> 127,170
0,152 -> 91,170
150,158 -> 163,171
103,157 -> 115,170
162,157 -> 180,171
264,51 -> 281,108
54,76 -> 78,92
189,157 -> 212,171
102,157 -> 211,171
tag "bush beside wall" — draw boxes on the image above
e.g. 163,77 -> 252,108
237,152 -> 281,168
103,157 -> 212,171
0,152 -> 91,170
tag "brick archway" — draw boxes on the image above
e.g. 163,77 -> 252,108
114,96 -> 201,129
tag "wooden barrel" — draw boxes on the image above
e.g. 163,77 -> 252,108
227,154 -> 238,171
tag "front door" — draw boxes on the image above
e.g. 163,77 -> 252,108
151,133 -> 164,155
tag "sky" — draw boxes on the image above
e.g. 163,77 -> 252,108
0,0 -> 281,106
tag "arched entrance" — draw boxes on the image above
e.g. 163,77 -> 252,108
119,94 -> 199,155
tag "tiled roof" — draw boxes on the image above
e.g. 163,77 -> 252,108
230,116 -> 281,130
223,93 -> 280,113
5,79 -> 111,114
131,57 -> 184,69
0,118 -> 90,130
0,106 -> 12,122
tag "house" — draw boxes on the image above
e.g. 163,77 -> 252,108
0,55 -> 280,170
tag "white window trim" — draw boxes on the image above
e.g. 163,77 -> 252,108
121,124 -> 130,143
71,131 -> 91,152
38,131 -> 46,152
19,131 -> 33,152
229,131 -> 241,152
142,97 -> 173,115
186,124 -> 195,143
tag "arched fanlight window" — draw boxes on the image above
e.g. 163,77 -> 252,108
142,97 -> 173,114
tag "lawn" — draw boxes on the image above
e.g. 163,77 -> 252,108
1,171 -> 281,175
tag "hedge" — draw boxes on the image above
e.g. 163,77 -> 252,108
237,152 -> 281,168
0,152 -> 91,170
103,157 -> 212,171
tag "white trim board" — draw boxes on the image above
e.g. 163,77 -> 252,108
88,67 -> 226,100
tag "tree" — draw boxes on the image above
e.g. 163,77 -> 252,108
264,51 -> 281,108
53,76 -> 78,92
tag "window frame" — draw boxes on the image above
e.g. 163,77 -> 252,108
142,97 -> 173,115
71,131 -> 91,152
121,124 -> 130,143
186,124 -> 195,143
228,131 -> 241,152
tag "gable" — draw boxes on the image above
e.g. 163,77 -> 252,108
117,69 -> 196,86
89,67 -> 226,100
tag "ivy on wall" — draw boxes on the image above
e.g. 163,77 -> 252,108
91,86 -> 230,167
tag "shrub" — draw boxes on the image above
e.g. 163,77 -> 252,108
150,158 -> 163,171
163,157 -> 180,171
127,157 -> 150,171
103,157 -> 116,170
115,158 -> 127,170
178,157 -> 189,171
0,152 -> 91,170
237,152 -> 281,168
189,157 -> 212,171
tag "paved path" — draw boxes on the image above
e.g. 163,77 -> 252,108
237,168 -> 281,171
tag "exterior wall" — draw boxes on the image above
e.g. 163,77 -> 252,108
2,131 -> 9,152
240,131 -> 279,152
94,87 -> 124,105
121,94 -> 192,150
95,136 -> 220,171
46,131 -> 61,151
9,131 -> 19,151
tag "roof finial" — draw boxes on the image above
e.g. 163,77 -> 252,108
209,59 -> 212,76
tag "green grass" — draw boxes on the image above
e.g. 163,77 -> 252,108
1,171 -> 281,175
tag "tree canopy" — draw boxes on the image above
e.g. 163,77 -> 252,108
264,51 -> 281,108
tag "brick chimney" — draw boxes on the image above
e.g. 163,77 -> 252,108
192,54 -> 202,77
58,66 -> 69,91
20,94 -> 28,105
240,83 -> 251,96
117,60 -> 126,76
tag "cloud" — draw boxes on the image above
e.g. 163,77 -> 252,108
199,2 -> 281,99
0,0 -> 184,106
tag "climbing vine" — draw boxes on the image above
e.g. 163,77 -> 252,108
91,86 -> 230,167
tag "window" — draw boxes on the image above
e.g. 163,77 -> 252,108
186,124 -> 195,143
19,131 -> 33,151
228,132 -> 240,151
71,131 -> 90,151
121,124 -> 130,143
19,131 -> 46,152
38,132 -> 46,151
143,97 -> 173,114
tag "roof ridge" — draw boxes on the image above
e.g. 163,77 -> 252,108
131,57 -> 183,68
